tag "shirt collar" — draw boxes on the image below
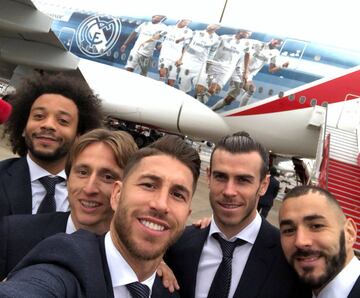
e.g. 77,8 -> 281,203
313,256 -> 360,298
27,154 -> 66,182
65,214 -> 77,234
104,232 -> 156,293
209,212 -> 262,244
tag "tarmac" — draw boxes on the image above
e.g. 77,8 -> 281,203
0,133 -> 281,228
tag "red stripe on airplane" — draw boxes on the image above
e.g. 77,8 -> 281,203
226,68 -> 360,117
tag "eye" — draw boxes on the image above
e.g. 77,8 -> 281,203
103,173 -> 116,183
280,227 -> 295,235
213,172 -> 227,182
58,118 -> 70,126
32,113 -> 44,120
310,224 -> 324,230
140,182 -> 156,190
171,191 -> 187,202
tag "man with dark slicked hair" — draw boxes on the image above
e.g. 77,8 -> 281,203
0,73 -> 103,217
165,132 -> 308,298
279,185 -> 360,298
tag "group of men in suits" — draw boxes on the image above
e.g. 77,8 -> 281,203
0,71 -> 358,298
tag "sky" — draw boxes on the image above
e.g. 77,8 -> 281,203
34,0 -> 360,51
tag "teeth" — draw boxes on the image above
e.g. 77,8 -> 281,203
222,204 -> 239,209
140,220 -> 165,231
81,200 -> 100,208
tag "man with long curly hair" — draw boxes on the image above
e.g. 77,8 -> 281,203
0,73 -> 103,217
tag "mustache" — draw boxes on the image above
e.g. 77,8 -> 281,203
291,248 -> 323,259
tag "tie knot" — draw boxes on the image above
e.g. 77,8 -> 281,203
39,176 -> 64,195
126,282 -> 150,298
213,233 -> 246,258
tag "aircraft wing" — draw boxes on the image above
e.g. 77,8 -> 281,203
0,0 -> 79,81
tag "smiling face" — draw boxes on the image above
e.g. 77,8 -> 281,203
110,154 -> 193,263
24,94 -> 78,164
208,149 -> 269,238
67,142 -> 123,235
279,193 -> 357,293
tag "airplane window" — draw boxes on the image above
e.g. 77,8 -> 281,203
268,89 -> 274,96
278,91 -> 284,98
288,94 -> 295,101
258,86 -> 263,94
299,96 -> 306,104
121,53 -> 127,61
121,18 -> 128,22
321,102 -> 328,107
310,99 -> 317,106
314,55 -> 321,62
113,51 -> 119,59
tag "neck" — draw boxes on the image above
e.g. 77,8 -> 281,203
110,229 -> 161,281
71,213 -> 112,235
29,154 -> 66,175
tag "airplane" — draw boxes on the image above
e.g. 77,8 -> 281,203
0,0 -> 360,159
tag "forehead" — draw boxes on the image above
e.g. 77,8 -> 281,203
73,142 -> 119,169
280,193 -> 338,222
211,149 -> 262,176
31,93 -> 78,114
127,155 -> 193,187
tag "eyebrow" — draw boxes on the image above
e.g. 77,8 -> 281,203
140,174 -> 191,197
280,214 -> 326,227
31,106 -> 74,118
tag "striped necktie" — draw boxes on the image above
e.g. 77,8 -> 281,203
37,176 -> 64,213
126,282 -> 150,298
207,233 -> 246,298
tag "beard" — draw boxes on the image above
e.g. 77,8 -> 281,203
24,133 -> 72,162
291,231 -> 346,290
113,201 -> 184,261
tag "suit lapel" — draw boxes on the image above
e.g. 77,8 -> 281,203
98,235 -> 115,298
42,212 -> 70,239
348,275 -> 360,298
3,158 -> 32,214
181,226 -> 210,297
233,219 -> 278,298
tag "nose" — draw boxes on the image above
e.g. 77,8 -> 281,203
149,189 -> 170,214
41,115 -> 57,130
223,180 -> 237,197
294,227 -> 312,248
82,173 -> 100,195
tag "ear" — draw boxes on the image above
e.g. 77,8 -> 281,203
110,181 -> 122,212
344,217 -> 357,247
258,174 -> 270,196
206,166 -> 211,186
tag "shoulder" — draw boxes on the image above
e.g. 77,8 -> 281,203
0,157 -> 23,172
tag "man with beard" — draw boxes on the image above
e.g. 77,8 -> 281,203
0,73 -> 103,217
165,132 -> 307,297
0,135 -> 200,297
279,185 -> 360,298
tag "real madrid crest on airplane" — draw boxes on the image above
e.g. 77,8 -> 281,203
76,15 -> 121,58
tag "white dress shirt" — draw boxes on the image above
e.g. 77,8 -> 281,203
27,155 -> 68,214
313,256 -> 360,298
104,232 -> 156,298
195,213 -> 262,298
65,214 -> 77,234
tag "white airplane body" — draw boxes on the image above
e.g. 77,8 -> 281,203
0,0 -> 360,158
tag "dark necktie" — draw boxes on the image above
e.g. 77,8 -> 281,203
126,282 -> 150,298
207,233 -> 246,298
37,176 -> 64,214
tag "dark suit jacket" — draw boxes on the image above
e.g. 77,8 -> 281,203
0,157 -> 33,217
0,211 -> 70,280
0,230 -> 179,298
165,219 -> 311,298
348,275 -> 360,298
258,176 -> 280,208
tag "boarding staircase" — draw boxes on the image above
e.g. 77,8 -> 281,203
316,125 -> 360,251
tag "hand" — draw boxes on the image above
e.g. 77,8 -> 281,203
282,62 -> 289,68
192,217 -> 211,229
157,261 -> 180,293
